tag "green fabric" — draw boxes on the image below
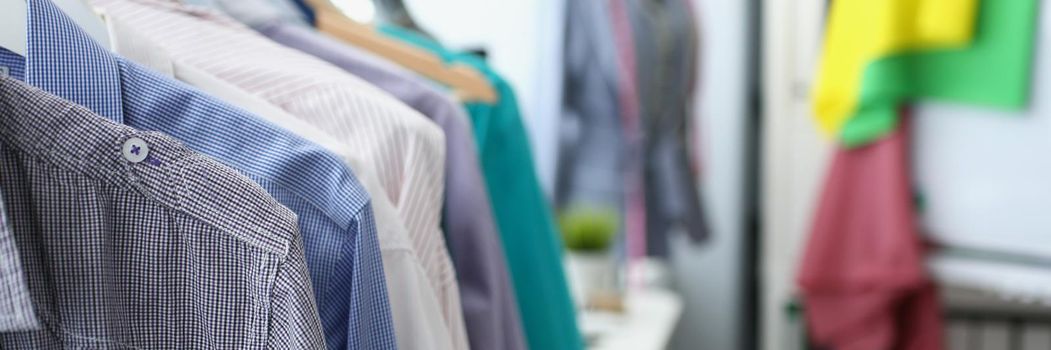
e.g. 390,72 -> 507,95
841,0 -> 1039,147
379,25 -> 584,350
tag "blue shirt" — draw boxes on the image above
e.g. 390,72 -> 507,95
0,1 -> 398,349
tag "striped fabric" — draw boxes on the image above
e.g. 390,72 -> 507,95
0,75 -> 325,349
1,1 -> 396,348
87,1 -> 465,348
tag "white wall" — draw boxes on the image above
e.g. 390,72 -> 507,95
403,0 -> 564,196
667,0 -> 753,349
913,3 -> 1051,260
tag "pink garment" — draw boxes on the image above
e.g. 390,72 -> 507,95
608,0 -> 647,264
798,112 -> 943,350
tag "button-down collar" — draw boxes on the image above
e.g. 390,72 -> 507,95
11,0 -> 362,229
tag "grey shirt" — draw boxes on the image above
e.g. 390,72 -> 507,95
557,0 -> 629,220
0,76 -> 323,348
628,0 -> 709,256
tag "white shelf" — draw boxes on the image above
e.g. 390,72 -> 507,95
581,289 -> 684,350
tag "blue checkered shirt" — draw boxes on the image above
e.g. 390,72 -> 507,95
0,1 -> 398,349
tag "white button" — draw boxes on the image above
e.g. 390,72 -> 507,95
122,137 -> 149,163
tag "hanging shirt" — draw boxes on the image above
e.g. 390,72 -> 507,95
838,0 -> 1040,145
798,112 -> 943,350
0,1 -> 396,348
812,0 -> 979,145
115,24 -> 461,350
626,0 -> 710,256
244,13 -> 525,350
87,2 -> 461,350
557,0 -> 629,233
380,25 -> 585,350
0,75 -> 325,349
607,0 -> 648,264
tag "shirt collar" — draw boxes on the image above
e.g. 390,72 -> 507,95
25,0 -> 125,123
16,0 -> 367,230
90,0 -> 368,229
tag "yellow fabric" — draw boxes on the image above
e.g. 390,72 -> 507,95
812,0 -> 978,137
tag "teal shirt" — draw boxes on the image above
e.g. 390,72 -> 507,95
379,25 -> 584,350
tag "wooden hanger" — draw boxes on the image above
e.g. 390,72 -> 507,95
0,0 -> 112,57
305,0 -> 498,103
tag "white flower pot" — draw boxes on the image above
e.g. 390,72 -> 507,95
565,251 -> 616,309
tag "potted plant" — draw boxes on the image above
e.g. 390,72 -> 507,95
560,206 -> 619,309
